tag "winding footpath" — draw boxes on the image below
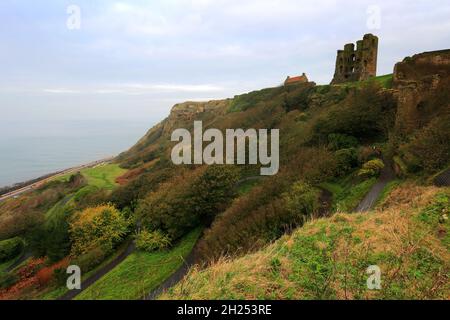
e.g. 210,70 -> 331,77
354,157 -> 396,212
58,242 -> 136,300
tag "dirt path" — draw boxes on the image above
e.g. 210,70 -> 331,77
354,157 -> 396,213
58,241 -> 136,300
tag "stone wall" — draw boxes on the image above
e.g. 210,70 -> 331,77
331,34 -> 378,84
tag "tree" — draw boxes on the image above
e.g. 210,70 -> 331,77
69,204 -> 130,256
283,181 -> 320,224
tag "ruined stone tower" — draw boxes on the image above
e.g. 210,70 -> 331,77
331,34 -> 378,84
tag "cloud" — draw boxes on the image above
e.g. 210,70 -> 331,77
43,88 -> 82,94
42,83 -> 225,95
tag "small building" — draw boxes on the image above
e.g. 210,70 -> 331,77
285,73 -> 309,86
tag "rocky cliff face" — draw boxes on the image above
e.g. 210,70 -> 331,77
163,99 -> 229,135
393,50 -> 450,135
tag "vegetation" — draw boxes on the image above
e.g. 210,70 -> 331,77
135,229 -> 171,252
0,237 -> 24,263
137,166 -> 239,241
76,228 -> 202,300
1,53 -> 448,300
69,204 -> 130,257
79,164 -> 127,190
358,159 -> 385,178
161,186 -> 449,300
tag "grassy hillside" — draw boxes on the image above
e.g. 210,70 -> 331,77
161,184 -> 449,300
0,50 -> 448,301
76,228 -> 201,300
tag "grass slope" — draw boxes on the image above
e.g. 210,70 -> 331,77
161,184 -> 449,300
80,164 -> 127,190
76,228 -> 202,300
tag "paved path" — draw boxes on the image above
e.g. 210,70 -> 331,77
58,242 -> 136,300
354,158 -> 396,213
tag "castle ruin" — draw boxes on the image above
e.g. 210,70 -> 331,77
331,34 -> 378,84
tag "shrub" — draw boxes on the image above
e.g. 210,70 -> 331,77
138,166 -> 239,240
72,245 -> 110,273
335,148 -> 358,176
27,214 -> 71,263
358,159 -> 385,178
135,229 -> 171,252
69,204 -> 130,256
283,181 -> 320,223
35,258 -> 70,286
0,237 -> 24,263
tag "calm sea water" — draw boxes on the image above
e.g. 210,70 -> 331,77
0,119 -> 153,188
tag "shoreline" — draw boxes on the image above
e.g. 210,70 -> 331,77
0,156 -> 116,202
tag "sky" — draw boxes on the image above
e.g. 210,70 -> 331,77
1,0 -> 450,124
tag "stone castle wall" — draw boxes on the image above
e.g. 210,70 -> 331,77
331,34 -> 378,84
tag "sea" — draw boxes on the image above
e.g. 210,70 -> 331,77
0,118 -> 153,188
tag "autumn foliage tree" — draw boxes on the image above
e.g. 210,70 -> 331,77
69,204 -> 130,257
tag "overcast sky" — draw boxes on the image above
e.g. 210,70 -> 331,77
1,0 -> 449,123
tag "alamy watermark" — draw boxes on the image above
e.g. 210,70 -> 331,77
366,265 -> 382,290
66,265 -> 81,290
67,5 -> 81,30
367,5 -> 381,30
171,121 -> 279,176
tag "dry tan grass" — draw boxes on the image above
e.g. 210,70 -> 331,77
161,183 -> 449,300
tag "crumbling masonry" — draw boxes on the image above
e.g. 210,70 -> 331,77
331,34 -> 378,84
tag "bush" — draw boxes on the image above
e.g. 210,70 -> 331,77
283,182 -> 320,223
69,204 -> 130,256
358,159 -> 385,178
138,166 -> 239,240
135,229 -> 171,252
335,148 -> 358,176
72,245 -> 110,273
0,237 -> 24,263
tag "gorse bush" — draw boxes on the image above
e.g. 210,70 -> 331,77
69,204 -> 130,256
135,229 -> 171,252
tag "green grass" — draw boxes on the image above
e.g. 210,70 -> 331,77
79,164 -> 126,190
336,74 -> 393,89
56,164 -> 126,190
320,177 -> 378,212
38,239 -> 133,300
75,228 -> 202,300
162,186 -> 450,300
